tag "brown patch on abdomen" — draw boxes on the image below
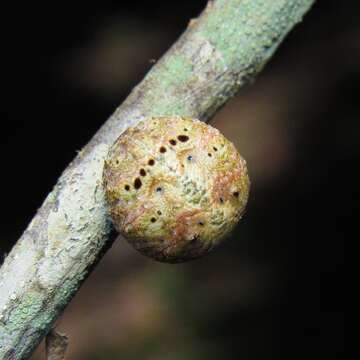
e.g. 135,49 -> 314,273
171,209 -> 203,243
211,169 -> 241,202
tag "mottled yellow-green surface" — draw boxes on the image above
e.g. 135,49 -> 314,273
103,116 -> 250,262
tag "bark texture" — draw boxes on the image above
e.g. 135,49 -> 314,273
0,0 -> 315,358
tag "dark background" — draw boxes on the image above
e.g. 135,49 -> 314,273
0,1 -> 350,359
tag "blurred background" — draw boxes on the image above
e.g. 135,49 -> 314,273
0,1 -> 350,359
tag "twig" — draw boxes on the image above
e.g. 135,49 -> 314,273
0,0 -> 315,358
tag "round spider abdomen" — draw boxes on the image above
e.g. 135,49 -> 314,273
103,116 -> 250,263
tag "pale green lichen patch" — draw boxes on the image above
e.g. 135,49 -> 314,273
0,290 -> 45,356
199,0 -> 314,69
103,116 -> 250,263
40,144 -> 111,290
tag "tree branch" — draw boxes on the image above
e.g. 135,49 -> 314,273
0,0 -> 315,358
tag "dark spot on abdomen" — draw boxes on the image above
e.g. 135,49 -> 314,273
178,135 -> 189,142
134,178 -> 142,189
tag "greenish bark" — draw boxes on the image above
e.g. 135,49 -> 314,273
0,0 -> 315,358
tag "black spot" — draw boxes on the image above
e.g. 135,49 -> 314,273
157,210 -> 162,215
213,146 -> 218,151
233,191 -> 239,197
198,221 -> 204,226
219,197 -> 224,203
160,146 -> 167,153
184,128 -> 188,131
134,178 -> 142,189
151,217 -> 156,223
169,139 -> 177,145
178,135 -> 189,142
124,184 -> 130,191
156,187 -> 163,193
148,159 -> 155,166
139,168 -> 146,176
187,155 -> 193,161
208,153 -> 212,157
